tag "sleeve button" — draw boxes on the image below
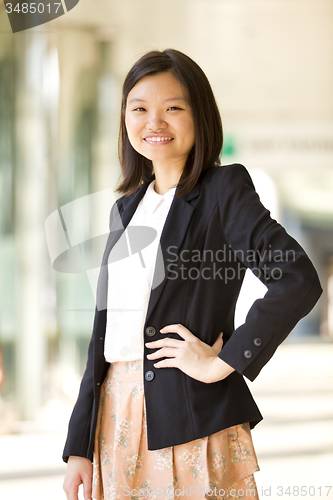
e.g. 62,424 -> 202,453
244,350 -> 253,359
253,337 -> 262,346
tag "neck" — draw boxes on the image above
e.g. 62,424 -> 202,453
153,161 -> 184,195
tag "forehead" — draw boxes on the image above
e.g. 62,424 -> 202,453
127,72 -> 187,102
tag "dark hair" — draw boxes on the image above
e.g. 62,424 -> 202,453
116,49 -> 223,198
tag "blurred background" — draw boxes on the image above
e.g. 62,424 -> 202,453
0,0 -> 332,498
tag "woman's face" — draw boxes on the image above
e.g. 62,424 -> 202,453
125,72 -> 195,170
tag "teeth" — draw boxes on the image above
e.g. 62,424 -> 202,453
146,137 -> 172,142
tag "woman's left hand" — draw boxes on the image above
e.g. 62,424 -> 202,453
145,324 -> 235,383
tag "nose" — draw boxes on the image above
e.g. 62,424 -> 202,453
146,111 -> 167,131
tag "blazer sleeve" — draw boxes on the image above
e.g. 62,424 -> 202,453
217,163 -> 322,381
62,197 -> 124,463
62,334 -> 95,462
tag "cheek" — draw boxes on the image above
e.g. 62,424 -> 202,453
182,120 -> 195,146
125,116 -> 140,145
178,115 -> 194,135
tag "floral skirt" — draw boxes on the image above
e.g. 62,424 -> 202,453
92,360 -> 260,500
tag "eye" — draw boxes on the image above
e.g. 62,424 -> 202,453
167,106 -> 182,111
133,107 -> 146,112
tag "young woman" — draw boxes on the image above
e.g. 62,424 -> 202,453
63,49 -> 322,500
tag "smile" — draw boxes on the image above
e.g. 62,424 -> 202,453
144,136 -> 174,143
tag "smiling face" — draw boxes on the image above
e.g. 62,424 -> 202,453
125,72 -> 195,171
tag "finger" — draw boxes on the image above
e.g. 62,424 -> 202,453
160,324 -> 194,341
64,482 -> 79,500
82,473 -> 92,500
153,357 -> 179,369
145,338 -> 183,349
147,347 -> 178,360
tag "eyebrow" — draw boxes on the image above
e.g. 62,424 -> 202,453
128,97 -> 186,104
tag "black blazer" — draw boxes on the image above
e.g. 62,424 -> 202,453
63,163 -> 322,462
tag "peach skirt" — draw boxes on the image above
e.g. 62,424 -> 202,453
92,360 -> 260,500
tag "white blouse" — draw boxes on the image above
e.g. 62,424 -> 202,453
104,179 -> 177,362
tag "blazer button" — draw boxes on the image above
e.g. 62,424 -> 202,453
145,370 -> 155,381
253,337 -> 262,347
145,326 -> 156,337
244,350 -> 253,359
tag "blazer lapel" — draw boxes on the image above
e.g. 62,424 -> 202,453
146,181 -> 200,322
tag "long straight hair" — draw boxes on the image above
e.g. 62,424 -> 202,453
116,49 -> 223,198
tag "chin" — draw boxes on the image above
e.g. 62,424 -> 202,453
141,151 -> 173,163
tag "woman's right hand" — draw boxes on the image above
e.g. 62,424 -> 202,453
63,456 -> 93,500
